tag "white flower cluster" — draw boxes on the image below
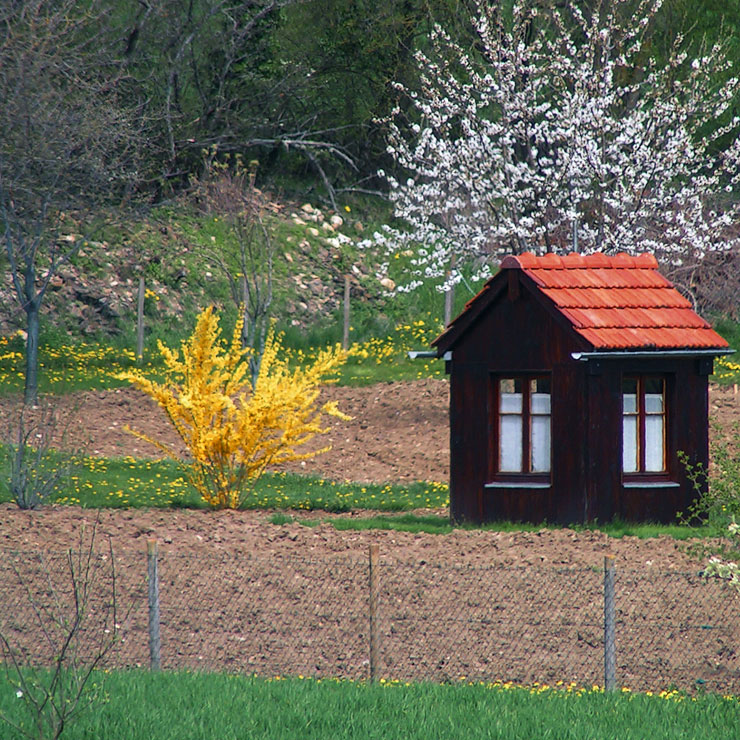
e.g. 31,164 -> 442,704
374,0 -> 740,291
702,518 -> 740,594
703,557 -> 740,593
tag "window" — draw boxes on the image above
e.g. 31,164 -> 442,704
622,377 -> 666,474
496,377 -> 551,474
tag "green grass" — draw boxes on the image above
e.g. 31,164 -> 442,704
0,310 -> 447,394
0,452 -> 451,511
0,447 -> 717,539
714,354 -> 740,385
0,672 -> 737,740
268,512 -> 714,539
569,518 -> 711,540
0,335 -> 144,395
711,317 -> 740,385
714,317 -> 740,351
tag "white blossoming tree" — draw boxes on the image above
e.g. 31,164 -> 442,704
373,0 -> 740,295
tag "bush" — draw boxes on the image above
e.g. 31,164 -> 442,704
117,307 -> 349,509
1,398 -> 80,509
680,424 -> 740,561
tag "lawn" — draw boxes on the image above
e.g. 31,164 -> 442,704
0,673 -> 737,740
0,451 -> 451,512
0,313 -> 446,396
0,448 -> 716,538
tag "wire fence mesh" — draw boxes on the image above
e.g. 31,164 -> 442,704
0,548 -> 148,669
0,544 -> 738,694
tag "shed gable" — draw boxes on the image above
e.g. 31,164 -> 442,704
434,252 -> 729,354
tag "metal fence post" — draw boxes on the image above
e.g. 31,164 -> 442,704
369,543 -> 379,682
147,539 -> 161,671
604,554 -> 616,691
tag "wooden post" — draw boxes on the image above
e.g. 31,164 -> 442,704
136,277 -> 145,363
603,554 -> 616,692
444,283 -> 454,327
443,255 -> 456,327
147,539 -> 161,671
342,275 -> 351,350
369,543 -> 379,682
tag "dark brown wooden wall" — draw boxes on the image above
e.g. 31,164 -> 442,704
446,272 -> 710,525
584,358 -> 708,524
448,274 -> 590,524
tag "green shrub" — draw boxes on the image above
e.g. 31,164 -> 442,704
679,424 -> 740,560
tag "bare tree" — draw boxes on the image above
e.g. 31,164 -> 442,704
0,0 -> 146,404
2,396 -> 83,510
193,154 -> 279,382
120,0 -> 358,204
0,519 -> 121,740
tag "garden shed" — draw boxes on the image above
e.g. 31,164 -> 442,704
432,252 -> 731,525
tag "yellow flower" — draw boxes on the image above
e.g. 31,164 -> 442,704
116,308 -> 348,509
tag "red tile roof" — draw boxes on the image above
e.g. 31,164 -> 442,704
500,252 -> 728,350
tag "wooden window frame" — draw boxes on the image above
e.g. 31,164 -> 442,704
622,375 -> 669,479
489,374 -> 551,483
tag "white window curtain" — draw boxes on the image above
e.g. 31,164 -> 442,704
499,388 -> 522,472
530,391 -> 551,473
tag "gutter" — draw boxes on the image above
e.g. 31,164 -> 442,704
407,350 -> 451,360
571,348 -> 735,361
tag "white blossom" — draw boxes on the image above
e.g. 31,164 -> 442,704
372,0 -> 740,292
702,519 -> 740,594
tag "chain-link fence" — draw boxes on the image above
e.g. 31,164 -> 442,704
0,543 -> 738,694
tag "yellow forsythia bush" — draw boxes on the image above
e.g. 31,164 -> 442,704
118,307 -> 349,509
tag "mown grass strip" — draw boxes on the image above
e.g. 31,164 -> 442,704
0,447 -> 715,538
0,672 -> 737,740
268,512 -> 713,539
0,452 -> 450,511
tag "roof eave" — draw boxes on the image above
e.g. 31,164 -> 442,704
571,348 -> 735,361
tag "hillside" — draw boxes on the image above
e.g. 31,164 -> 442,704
0,194 -> 402,346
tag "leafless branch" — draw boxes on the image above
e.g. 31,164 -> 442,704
0,516 -> 123,740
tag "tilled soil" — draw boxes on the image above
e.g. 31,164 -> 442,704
1,378 -> 450,483
1,504 -> 737,691
0,380 -> 739,691
4,378 -> 739,483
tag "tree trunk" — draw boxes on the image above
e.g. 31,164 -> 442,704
24,299 -> 41,406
